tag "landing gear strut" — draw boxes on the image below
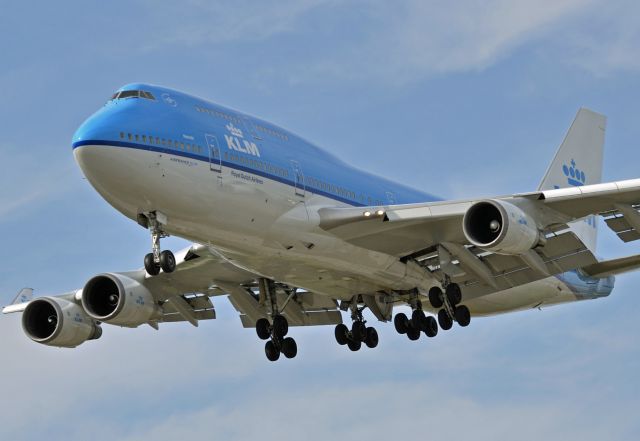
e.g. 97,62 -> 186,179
143,212 -> 176,276
334,300 -> 378,351
429,282 -> 471,329
255,279 -> 298,361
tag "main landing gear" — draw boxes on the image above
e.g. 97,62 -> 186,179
428,283 -> 471,330
255,279 -> 298,362
143,212 -> 176,276
393,292 -> 438,341
256,315 -> 297,361
334,302 -> 378,352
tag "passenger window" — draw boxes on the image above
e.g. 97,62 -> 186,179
135,134 -> 139,141
127,133 -> 132,140
142,135 -> 147,143
120,132 -> 124,139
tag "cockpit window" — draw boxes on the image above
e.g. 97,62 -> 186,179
110,90 -> 156,101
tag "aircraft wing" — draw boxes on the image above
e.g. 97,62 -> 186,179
317,177 -> 640,298
3,243 -> 342,329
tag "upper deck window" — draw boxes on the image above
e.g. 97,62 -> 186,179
111,90 -> 156,101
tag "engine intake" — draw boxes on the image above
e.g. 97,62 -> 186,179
463,200 -> 541,255
81,273 -> 158,327
22,297 -> 101,348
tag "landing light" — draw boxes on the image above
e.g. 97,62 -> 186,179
376,210 -> 385,216
364,211 -> 372,217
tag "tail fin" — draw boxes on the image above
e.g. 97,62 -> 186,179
538,108 -> 607,253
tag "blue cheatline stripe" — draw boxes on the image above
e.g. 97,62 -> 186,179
72,140 -> 366,207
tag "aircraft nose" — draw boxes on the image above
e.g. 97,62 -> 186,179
72,111 -> 112,147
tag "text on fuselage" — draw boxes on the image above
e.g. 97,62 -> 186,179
225,123 -> 261,157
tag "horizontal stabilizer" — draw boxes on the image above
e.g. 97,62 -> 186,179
582,254 -> 640,278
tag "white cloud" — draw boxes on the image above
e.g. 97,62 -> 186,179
141,0 -> 334,47
142,0 -> 640,82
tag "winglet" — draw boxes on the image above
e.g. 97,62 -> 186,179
11,288 -> 33,305
2,288 -> 34,314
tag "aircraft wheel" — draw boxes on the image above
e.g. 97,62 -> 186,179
256,318 -> 271,340
455,305 -> 471,327
412,309 -> 426,331
445,283 -> 462,306
438,309 -> 453,331
144,253 -> 160,276
272,314 -> 288,339
265,340 -> 280,362
351,320 -> 367,342
335,324 -> 349,345
347,338 -> 362,352
407,322 -> 421,341
281,337 -> 298,359
424,315 -> 438,337
159,250 -> 176,273
428,286 -> 444,308
365,327 -> 379,348
394,313 -> 409,334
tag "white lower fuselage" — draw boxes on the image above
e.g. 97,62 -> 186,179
74,144 -> 587,317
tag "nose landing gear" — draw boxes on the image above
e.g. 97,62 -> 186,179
142,212 -> 176,276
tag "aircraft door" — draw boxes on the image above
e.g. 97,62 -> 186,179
291,160 -> 305,198
206,134 -> 222,173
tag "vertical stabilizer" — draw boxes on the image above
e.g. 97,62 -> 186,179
538,108 -> 607,253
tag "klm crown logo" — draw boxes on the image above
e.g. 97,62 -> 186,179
226,123 -> 244,138
562,159 -> 586,187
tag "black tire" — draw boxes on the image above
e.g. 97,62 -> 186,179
272,315 -> 288,338
334,323 -> 349,345
265,340 -> 280,362
424,315 -> 438,337
438,309 -> 453,331
159,250 -> 176,273
407,322 -> 421,341
256,318 -> 271,340
428,286 -> 444,308
394,313 -> 409,334
445,283 -> 462,306
351,321 -> 367,342
365,327 -> 379,348
455,305 -> 471,327
144,253 -> 160,276
412,309 -> 427,331
347,338 -> 362,352
281,337 -> 298,359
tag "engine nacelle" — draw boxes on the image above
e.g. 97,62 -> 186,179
81,273 -> 159,327
463,200 -> 542,255
22,297 -> 102,348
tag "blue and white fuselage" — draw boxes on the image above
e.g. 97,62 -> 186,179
72,83 -> 613,315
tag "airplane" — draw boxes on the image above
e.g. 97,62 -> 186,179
5,83 -> 640,362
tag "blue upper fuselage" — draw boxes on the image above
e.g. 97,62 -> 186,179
72,83 -> 438,207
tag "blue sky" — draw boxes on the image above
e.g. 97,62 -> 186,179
1,1 -> 640,439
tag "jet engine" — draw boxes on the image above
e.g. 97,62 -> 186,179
462,200 -> 543,255
22,297 -> 102,348
81,273 -> 159,327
